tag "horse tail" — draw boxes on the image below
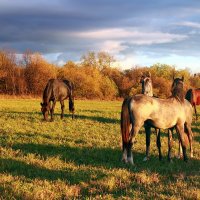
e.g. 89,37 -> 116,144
68,81 -> 75,117
121,97 -> 133,147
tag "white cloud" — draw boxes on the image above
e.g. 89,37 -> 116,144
176,21 -> 200,29
73,28 -> 188,45
98,40 -> 126,54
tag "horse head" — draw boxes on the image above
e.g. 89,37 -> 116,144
140,72 -> 153,97
40,102 -> 50,121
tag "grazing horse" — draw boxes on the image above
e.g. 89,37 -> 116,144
41,79 -> 75,121
185,88 -> 200,121
121,77 -> 193,165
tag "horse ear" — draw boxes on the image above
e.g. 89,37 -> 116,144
182,76 -> 184,81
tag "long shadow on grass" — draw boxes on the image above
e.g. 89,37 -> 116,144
0,157 -> 106,184
75,114 -> 119,124
0,110 -> 119,124
12,143 -> 200,176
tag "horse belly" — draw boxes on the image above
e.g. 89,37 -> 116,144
149,107 -> 179,129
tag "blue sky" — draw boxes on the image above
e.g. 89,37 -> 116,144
0,0 -> 200,72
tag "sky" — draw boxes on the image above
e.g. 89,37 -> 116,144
0,0 -> 200,73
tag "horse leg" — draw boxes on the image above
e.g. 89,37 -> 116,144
176,125 -> 188,162
156,128 -> 162,161
50,100 -> 56,121
143,125 -> 151,161
122,142 -> 128,163
194,104 -> 198,121
177,132 -> 183,159
185,123 -> 193,158
168,128 -> 173,162
178,140 -> 182,158
127,123 -> 142,165
60,100 -> 65,119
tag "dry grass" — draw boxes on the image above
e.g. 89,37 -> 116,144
0,99 -> 199,199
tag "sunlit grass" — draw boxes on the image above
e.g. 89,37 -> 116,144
0,99 -> 199,199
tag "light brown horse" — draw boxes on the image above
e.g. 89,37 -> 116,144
121,77 -> 193,165
140,74 -> 193,161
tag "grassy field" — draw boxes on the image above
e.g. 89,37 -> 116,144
0,99 -> 199,199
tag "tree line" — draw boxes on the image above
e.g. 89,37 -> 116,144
0,49 -> 200,99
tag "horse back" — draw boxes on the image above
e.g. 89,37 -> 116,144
130,94 -> 186,129
43,79 -> 73,102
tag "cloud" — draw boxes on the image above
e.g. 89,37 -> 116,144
74,28 -> 187,45
0,0 -> 200,73
176,21 -> 200,29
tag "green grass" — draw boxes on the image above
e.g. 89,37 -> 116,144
0,99 -> 199,199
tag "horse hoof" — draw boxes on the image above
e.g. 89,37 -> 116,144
143,157 -> 149,162
168,159 -> 173,163
122,158 -> 128,164
127,157 -> 134,165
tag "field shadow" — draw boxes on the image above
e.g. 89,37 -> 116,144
12,143 -> 200,176
0,110 -> 119,124
1,143 -> 199,198
0,157 -> 106,185
75,114 -> 119,124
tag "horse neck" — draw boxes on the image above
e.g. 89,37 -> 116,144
43,81 -> 52,104
172,87 -> 185,102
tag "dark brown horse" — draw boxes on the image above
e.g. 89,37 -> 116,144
185,88 -> 200,121
121,77 -> 193,165
41,79 -> 75,121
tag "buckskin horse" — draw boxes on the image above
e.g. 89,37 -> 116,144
121,77 -> 193,165
185,88 -> 200,121
41,79 -> 75,121
140,73 -> 193,161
